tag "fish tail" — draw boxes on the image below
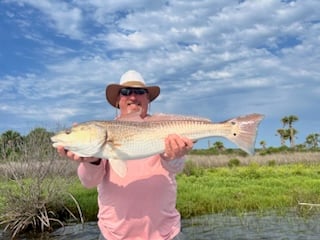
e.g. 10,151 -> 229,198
226,113 -> 264,155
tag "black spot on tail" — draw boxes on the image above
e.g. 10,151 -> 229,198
65,129 -> 71,134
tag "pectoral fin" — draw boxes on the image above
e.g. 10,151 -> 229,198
109,158 -> 127,177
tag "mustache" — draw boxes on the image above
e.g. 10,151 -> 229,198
127,101 -> 141,106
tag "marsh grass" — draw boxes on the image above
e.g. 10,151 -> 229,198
1,151 -> 320,237
185,152 -> 320,168
65,182 -> 99,221
0,130 -> 81,239
177,157 -> 320,218
61,153 -> 320,221
0,178 -> 80,237
0,159 -> 82,238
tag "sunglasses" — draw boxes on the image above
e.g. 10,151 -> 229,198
119,88 -> 148,96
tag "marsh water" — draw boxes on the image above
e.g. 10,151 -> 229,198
2,210 -> 320,240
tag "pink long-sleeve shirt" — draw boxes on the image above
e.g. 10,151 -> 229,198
77,155 -> 184,240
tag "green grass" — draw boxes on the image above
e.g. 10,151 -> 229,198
65,180 -> 99,221
177,162 -> 320,218
60,162 -> 320,221
2,160 -> 320,227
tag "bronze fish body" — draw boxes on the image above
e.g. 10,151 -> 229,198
51,113 -> 264,177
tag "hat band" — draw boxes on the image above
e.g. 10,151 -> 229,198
120,81 -> 146,88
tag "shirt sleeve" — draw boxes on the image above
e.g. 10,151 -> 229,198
160,156 -> 185,174
77,160 -> 108,188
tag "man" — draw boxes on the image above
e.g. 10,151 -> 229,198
57,70 -> 193,240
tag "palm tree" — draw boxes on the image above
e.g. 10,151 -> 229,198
287,115 -> 298,147
276,129 -> 290,146
305,133 -> 320,149
288,128 -> 298,148
259,140 -> 267,150
281,116 -> 289,128
280,115 -> 299,148
287,115 -> 298,127
0,130 -> 23,159
213,141 -> 225,152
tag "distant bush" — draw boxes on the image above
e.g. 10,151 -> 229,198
267,160 -> 276,166
189,148 -> 248,156
182,160 -> 204,177
190,145 -> 320,158
228,158 -> 240,168
189,148 -> 219,155
258,145 -> 320,156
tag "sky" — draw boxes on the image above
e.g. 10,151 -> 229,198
0,0 -> 319,150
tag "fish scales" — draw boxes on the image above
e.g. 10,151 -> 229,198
51,113 -> 264,177
105,119 -> 228,159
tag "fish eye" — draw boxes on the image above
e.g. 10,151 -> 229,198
65,129 -> 72,134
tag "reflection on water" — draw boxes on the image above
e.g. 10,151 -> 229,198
2,210 -> 320,240
1,222 -> 100,240
181,211 -> 320,240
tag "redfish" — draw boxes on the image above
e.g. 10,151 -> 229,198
51,113 -> 264,177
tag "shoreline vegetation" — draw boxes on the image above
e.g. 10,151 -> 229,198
1,151 -> 320,238
0,115 -> 319,238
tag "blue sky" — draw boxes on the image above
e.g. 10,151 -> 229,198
0,0 -> 319,149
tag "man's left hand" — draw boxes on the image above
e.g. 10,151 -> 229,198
161,134 -> 194,161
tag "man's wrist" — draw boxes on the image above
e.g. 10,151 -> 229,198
90,158 -> 102,165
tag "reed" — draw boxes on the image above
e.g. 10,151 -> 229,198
1,151 -> 320,237
185,152 -> 320,168
0,130 -> 81,239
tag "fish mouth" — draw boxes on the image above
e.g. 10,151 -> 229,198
51,140 -> 61,148
51,136 -> 65,147
51,137 -> 59,147
50,136 -> 57,142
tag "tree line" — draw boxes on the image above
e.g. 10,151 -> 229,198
273,115 -> 319,149
0,127 -> 56,162
257,115 -> 319,150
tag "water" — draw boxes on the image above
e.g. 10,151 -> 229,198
2,211 -> 320,240
181,211 -> 320,240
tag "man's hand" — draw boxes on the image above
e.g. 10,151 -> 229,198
161,134 -> 193,161
56,146 -> 100,164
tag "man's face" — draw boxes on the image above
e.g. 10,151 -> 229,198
117,88 -> 150,118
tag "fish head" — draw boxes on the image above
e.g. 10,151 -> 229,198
51,122 -> 107,157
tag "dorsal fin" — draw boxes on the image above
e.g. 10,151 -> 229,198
144,113 -> 212,122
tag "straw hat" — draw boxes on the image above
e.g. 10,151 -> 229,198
106,70 -> 160,108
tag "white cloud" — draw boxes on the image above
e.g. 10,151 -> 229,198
8,0 -> 83,39
1,0 -> 319,146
